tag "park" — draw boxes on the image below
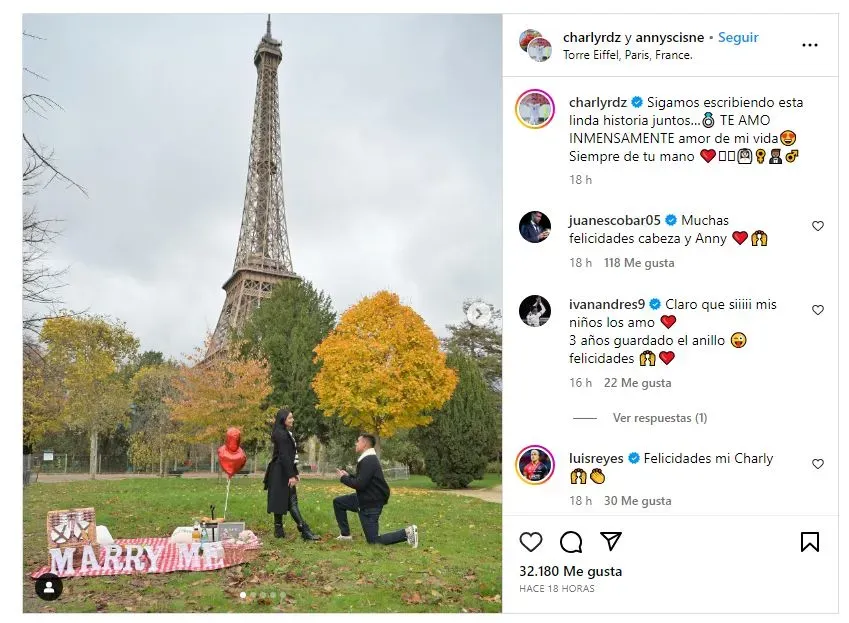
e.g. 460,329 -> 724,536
23,284 -> 503,613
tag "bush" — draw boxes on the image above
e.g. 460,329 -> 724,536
324,437 -> 358,472
381,431 -> 426,474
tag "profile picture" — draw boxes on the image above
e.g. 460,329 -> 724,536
516,445 -> 554,485
527,37 -> 552,62
519,211 -> 551,243
515,89 -> 554,129
519,295 -> 550,327
519,29 -> 542,52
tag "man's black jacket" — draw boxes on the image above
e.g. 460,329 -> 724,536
341,454 -> 391,509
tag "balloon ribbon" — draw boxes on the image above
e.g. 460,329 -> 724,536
223,477 -> 232,520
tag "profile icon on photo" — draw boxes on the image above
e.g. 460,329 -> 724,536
527,37 -> 552,62
519,29 -> 542,52
516,445 -> 554,485
515,89 -> 554,129
520,295 -> 550,327
520,211 -> 551,243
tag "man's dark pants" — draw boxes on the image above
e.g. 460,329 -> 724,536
333,493 -> 406,545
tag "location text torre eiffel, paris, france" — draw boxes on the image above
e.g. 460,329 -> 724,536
207,16 -> 298,358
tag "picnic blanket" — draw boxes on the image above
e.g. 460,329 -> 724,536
31,536 -> 261,579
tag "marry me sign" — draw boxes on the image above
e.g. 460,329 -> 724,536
47,540 -> 227,577
33,536 -> 257,579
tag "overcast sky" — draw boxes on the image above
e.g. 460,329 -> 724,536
22,13 -> 502,360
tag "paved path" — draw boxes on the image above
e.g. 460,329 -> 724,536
442,484 -> 502,504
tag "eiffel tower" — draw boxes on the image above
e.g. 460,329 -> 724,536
207,15 -> 298,357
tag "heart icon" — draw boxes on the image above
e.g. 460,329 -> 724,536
812,459 -> 824,469
659,351 -> 675,365
812,305 -> 824,315
812,221 -> 824,231
660,315 -> 676,329
732,231 -> 748,245
519,532 -> 543,552
700,149 -> 716,163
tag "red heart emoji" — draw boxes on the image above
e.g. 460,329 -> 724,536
659,351 -> 675,365
660,315 -> 676,329
732,231 -> 748,245
700,149 -> 716,163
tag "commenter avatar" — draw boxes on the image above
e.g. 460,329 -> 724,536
516,446 -> 554,484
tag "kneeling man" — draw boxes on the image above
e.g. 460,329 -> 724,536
333,434 -> 418,547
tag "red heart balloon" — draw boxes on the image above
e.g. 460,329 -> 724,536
217,427 -> 247,478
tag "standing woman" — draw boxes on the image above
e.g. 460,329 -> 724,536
264,408 -> 320,540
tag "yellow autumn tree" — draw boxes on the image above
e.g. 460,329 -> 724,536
167,336 -> 275,469
312,291 -> 458,449
23,341 -> 63,450
41,314 -> 139,479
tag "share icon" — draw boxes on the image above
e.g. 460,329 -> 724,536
600,532 -> 622,551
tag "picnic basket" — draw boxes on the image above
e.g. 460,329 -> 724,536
46,507 -> 100,566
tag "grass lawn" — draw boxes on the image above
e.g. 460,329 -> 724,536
402,473 -> 502,490
23,477 -> 501,613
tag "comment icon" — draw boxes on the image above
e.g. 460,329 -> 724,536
560,531 -> 583,553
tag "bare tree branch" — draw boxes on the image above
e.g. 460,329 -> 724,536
22,32 -> 88,337
23,67 -> 48,81
23,94 -> 62,120
22,133 -> 87,196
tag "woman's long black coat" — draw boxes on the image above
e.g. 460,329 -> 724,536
264,417 -> 298,514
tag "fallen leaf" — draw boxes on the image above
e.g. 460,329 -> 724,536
403,592 -> 423,604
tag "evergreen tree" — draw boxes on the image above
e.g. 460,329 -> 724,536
442,300 -> 502,462
413,352 -> 498,488
238,279 -> 336,442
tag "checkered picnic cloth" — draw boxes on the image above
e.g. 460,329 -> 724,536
31,536 -> 261,579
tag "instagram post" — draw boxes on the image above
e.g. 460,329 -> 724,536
21,13 -> 502,613
12,1 -> 849,621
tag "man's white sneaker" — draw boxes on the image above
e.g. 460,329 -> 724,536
336,534 -> 353,541
405,525 -> 419,548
